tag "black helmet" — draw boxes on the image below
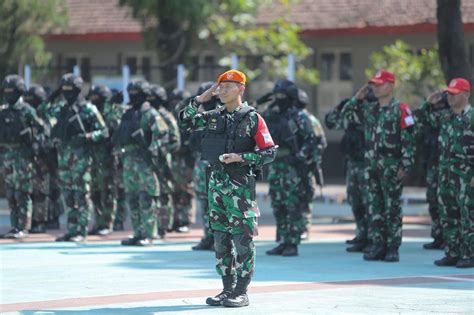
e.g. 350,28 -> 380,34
273,79 -> 298,99
24,84 -> 47,108
127,79 -> 150,107
3,74 -> 27,105
60,73 -> 83,105
297,88 -> 309,108
148,84 -> 168,109
88,84 -> 112,110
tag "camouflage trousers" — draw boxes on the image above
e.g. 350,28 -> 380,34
268,160 -> 309,246
346,160 -> 369,242
32,158 -> 50,224
171,155 -> 194,227
58,146 -> 93,237
91,161 -> 117,230
438,167 -> 474,259
47,165 -> 64,222
426,165 -> 442,241
208,168 -> 258,278
112,159 -> 127,229
197,197 -> 213,242
366,163 -> 403,248
158,178 -> 175,231
122,153 -> 161,239
3,149 -> 33,231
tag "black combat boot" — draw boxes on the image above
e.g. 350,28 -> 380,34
346,236 -> 364,245
55,233 -> 73,242
363,244 -> 386,261
384,246 -> 399,262
4,229 -> 28,239
434,255 -> 458,266
192,237 -> 214,251
423,239 -> 444,250
69,234 -> 85,242
346,242 -> 367,252
456,258 -> 474,268
121,236 -> 141,246
282,244 -> 298,256
136,238 -> 153,246
363,243 -> 375,254
223,276 -> 251,307
265,243 -> 286,255
30,222 -> 46,234
206,275 -> 236,306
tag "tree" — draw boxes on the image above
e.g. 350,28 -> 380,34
0,0 -> 67,80
437,0 -> 472,83
119,0 -> 318,87
366,40 -> 445,105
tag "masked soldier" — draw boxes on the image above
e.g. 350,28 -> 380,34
341,70 -> 415,262
0,75 -> 45,239
113,80 -> 169,246
23,84 -> 59,233
190,81 -> 222,251
88,85 -> 125,236
296,88 -> 327,240
264,79 -> 317,257
179,70 -> 276,307
53,73 -> 109,242
148,84 -> 181,238
418,78 -> 473,268
325,98 -> 369,252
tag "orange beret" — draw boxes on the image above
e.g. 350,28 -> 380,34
217,69 -> 246,85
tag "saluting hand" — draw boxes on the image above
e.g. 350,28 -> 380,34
427,91 -> 443,105
196,83 -> 218,103
355,84 -> 369,101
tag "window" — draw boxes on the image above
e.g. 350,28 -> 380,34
65,57 -> 77,73
142,57 -> 151,81
80,57 -> 91,82
321,53 -> 335,81
125,57 -> 137,75
339,53 -> 353,81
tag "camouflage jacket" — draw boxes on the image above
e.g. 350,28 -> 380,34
341,97 -> 415,171
304,109 -> 327,165
159,107 -> 181,153
419,101 -> 474,180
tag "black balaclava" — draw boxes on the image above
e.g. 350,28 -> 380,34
148,84 -> 168,110
88,84 -> 112,113
273,79 -> 298,113
127,80 -> 149,109
60,73 -> 83,105
23,84 -> 47,108
2,74 -> 26,106
296,88 -> 309,109
197,81 -> 221,111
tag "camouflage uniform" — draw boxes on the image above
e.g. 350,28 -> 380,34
341,96 -> 415,258
325,100 -> 369,245
419,100 -> 474,262
179,100 -> 276,280
114,81 -> 169,245
0,89 -> 44,237
413,105 -> 443,247
90,98 -> 124,233
193,159 -> 213,246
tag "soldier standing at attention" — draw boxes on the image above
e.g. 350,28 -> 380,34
179,70 -> 276,307
0,75 -> 45,239
113,80 -> 169,246
53,74 -> 109,242
419,78 -> 473,268
341,70 -> 416,262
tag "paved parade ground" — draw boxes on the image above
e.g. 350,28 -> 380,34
0,188 -> 473,314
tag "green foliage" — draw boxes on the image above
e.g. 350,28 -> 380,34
120,0 -> 319,85
205,0 -> 319,84
0,0 -> 68,79
366,40 -> 444,105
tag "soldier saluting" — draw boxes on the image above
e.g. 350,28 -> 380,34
179,70 -> 276,308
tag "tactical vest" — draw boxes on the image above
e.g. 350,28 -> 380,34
53,102 -> 91,143
265,106 -> 299,153
113,107 -> 151,147
200,106 -> 256,163
0,105 -> 31,145
341,122 -> 365,162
